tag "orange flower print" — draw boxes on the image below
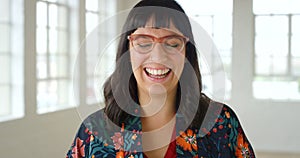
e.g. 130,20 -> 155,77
176,129 -> 197,152
72,137 -> 85,157
90,135 -> 94,141
235,133 -> 251,158
131,134 -> 137,140
225,111 -> 231,119
121,123 -> 125,132
129,155 -> 134,158
116,150 -> 124,158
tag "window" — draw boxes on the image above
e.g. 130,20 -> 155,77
0,0 -> 24,121
253,0 -> 300,100
177,0 -> 233,100
85,0 -> 117,105
36,0 -> 79,113
35,0 -> 117,113
1,0 -> 118,119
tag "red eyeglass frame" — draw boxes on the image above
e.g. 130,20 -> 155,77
127,34 -> 189,53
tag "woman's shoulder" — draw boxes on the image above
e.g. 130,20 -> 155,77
78,108 -> 115,141
82,108 -> 121,138
200,100 -> 243,134
202,99 -> 240,124
197,99 -> 247,141
211,102 -> 240,121
209,101 -> 244,133
67,109 -> 122,158
206,101 -> 241,132
83,108 -> 106,123
197,100 -> 256,157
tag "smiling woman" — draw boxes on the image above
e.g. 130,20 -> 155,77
129,27 -> 187,99
66,0 -> 255,157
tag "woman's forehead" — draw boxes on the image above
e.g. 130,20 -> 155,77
133,17 -> 183,36
133,20 -> 183,37
132,27 -> 182,37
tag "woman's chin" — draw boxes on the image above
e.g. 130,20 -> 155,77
148,83 -> 167,95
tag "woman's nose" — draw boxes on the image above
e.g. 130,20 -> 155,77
149,43 -> 168,62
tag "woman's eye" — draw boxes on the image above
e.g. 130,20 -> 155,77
165,38 -> 182,49
165,43 -> 179,48
137,43 -> 152,48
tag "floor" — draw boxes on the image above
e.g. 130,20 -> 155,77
257,151 -> 300,158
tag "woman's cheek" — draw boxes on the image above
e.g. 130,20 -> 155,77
173,54 -> 186,79
130,52 -> 147,72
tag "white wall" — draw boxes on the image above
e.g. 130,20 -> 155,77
230,0 -> 300,153
0,0 -> 138,157
0,0 -> 299,157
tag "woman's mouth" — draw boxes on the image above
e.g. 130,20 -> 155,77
144,67 -> 171,80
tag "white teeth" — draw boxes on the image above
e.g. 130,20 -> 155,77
145,68 -> 170,76
158,69 -> 162,75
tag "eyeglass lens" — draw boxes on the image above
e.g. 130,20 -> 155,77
131,35 -> 185,53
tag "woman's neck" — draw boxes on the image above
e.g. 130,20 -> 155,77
138,88 -> 177,131
138,88 -> 177,155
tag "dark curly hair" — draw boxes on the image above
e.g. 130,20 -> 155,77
103,0 -> 210,130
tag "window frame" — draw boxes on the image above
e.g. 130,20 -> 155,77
253,10 -> 300,100
0,0 -> 24,122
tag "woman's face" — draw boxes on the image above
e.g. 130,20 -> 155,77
129,22 -> 187,96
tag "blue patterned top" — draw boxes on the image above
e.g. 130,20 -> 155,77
66,102 -> 255,158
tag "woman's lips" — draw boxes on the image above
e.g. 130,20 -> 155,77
144,67 -> 171,81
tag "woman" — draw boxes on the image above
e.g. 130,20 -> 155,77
67,0 -> 255,157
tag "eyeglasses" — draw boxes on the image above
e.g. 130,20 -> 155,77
127,34 -> 189,54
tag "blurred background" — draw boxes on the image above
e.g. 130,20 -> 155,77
0,0 -> 299,157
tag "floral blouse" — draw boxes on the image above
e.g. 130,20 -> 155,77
66,102 -> 255,158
